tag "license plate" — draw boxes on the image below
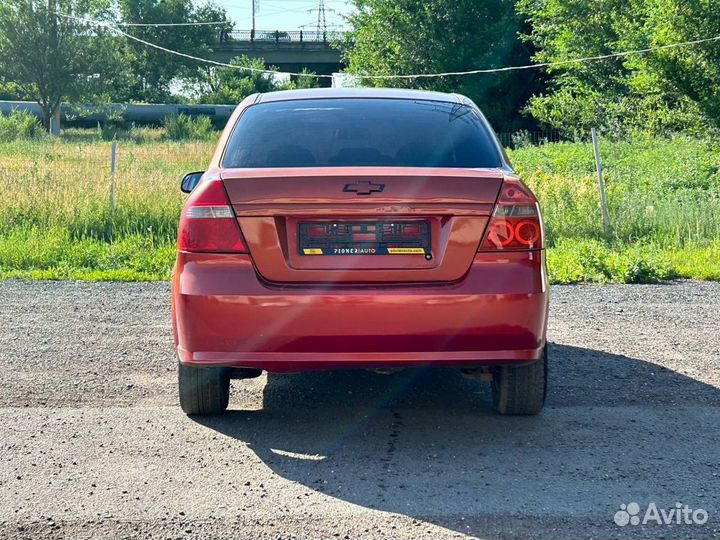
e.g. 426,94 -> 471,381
298,221 -> 430,256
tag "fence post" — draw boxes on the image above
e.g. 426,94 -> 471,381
591,127 -> 611,235
106,138 -> 117,240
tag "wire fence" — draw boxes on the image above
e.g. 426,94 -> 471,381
2,134 -> 718,260
0,128 -> 600,245
497,130 -> 567,149
0,138 -> 211,242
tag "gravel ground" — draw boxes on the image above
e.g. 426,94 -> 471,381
0,280 -> 718,539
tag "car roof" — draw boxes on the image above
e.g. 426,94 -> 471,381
254,87 -> 465,104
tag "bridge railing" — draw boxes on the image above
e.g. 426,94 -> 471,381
218,29 -> 344,44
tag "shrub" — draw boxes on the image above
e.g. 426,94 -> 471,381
99,108 -> 128,141
161,114 -> 215,141
0,110 -> 45,142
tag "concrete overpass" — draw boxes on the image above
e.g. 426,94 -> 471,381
210,30 -> 345,82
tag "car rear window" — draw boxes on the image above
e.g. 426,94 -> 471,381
222,98 -> 502,168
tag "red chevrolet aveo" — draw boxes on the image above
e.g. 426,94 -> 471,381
172,88 -> 549,416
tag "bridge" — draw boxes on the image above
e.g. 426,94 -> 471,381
211,30 -> 345,81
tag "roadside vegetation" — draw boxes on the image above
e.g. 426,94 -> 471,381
1,0 -> 718,283
0,122 -> 717,283
513,137 -> 720,283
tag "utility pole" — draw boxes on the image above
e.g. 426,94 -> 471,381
252,0 -> 258,34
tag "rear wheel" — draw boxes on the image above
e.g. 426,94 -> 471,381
178,363 -> 230,415
491,345 -> 547,415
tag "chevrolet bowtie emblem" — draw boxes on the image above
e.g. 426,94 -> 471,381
343,181 -> 385,196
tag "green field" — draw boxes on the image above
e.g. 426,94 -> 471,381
0,131 -> 718,282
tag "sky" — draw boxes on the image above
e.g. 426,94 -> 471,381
215,0 -> 354,31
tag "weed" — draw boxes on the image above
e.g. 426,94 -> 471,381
161,114 -> 215,141
0,110 -> 45,142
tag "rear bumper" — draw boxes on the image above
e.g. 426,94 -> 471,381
172,251 -> 549,372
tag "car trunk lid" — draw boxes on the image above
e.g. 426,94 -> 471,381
221,167 -> 503,283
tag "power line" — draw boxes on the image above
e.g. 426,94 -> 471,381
57,12 -> 720,81
58,12 -> 332,78
254,4 -> 319,18
358,35 -> 720,79
119,20 -> 230,27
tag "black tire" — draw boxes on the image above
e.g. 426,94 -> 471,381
491,345 -> 547,415
178,362 -> 230,415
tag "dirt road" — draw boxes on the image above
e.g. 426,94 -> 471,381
1,280 -> 718,539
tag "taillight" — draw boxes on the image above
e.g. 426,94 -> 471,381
178,179 -> 246,252
480,177 -> 543,251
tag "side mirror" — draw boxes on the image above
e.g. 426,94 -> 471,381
181,171 -> 204,193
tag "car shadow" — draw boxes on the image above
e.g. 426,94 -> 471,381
193,344 -> 719,539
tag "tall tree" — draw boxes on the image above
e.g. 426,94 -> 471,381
638,0 -> 720,130
0,0 -> 121,127
517,0 -> 720,136
117,0 -> 230,103
344,0 -> 543,131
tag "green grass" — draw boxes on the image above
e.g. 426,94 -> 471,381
0,228 -> 175,281
509,136 -> 720,283
0,131 -> 718,283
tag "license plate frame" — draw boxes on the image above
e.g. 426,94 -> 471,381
298,221 -> 431,256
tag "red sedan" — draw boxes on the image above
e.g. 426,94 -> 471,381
172,88 -> 549,416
